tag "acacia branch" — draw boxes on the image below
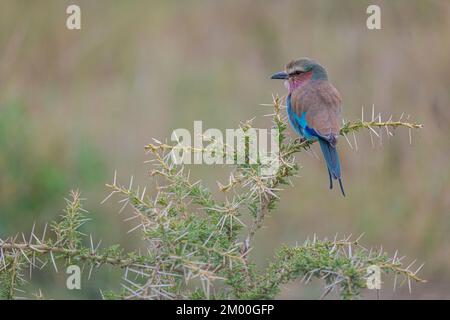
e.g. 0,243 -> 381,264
0,241 -> 137,268
0,95 -> 425,300
241,236 -> 426,300
244,97 -> 424,251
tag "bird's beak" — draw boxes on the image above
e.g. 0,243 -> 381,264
270,71 -> 288,80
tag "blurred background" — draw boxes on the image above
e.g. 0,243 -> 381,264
0,0 -> 449,299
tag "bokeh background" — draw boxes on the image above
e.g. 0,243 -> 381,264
0,0 -> 449,299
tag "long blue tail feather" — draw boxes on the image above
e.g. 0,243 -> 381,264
318,139 -> 345,196
328,168 -> 333,190
338,178 -> 346,197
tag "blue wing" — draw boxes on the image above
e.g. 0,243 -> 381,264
286,94 -> 345,196
286,94 -> 320,140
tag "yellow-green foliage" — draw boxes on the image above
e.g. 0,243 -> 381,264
0,97 -> 424,300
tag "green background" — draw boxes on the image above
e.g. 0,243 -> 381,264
0,0 -> 449,299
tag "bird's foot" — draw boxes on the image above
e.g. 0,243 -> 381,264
296,137 -> 311,149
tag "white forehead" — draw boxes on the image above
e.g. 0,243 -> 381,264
286,64 -> 306,74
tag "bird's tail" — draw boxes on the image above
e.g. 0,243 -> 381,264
318,138 -> 345,197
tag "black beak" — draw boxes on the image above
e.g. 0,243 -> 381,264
270,71 -> 288,80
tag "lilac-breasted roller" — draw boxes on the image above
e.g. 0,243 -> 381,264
271,58 -> 345,196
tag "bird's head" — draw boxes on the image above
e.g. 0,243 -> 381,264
271,58 -> 328,92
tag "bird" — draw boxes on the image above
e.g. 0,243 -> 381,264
271,58 -> 345,196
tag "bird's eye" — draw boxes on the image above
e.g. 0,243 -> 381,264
289,70 -> 303,76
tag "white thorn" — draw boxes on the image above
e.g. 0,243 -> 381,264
41,223 -> 48,243
368,125 -> 380,138
101,191 -> 116,205
408,278 -> 412,294
141,186 -> 147,201
352,131 -> 358,152
113,170 -> 117,186
90,234 -> 94,253
29,223 -> 36,244
343,133 -> 353,150
49,251 -> 58,273
414,262 -> 425,275
128,176 -> 134,191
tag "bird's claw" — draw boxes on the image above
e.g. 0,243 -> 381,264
296,137 -> 310,149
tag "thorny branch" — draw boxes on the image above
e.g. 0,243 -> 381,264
0,96 -> 424,300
